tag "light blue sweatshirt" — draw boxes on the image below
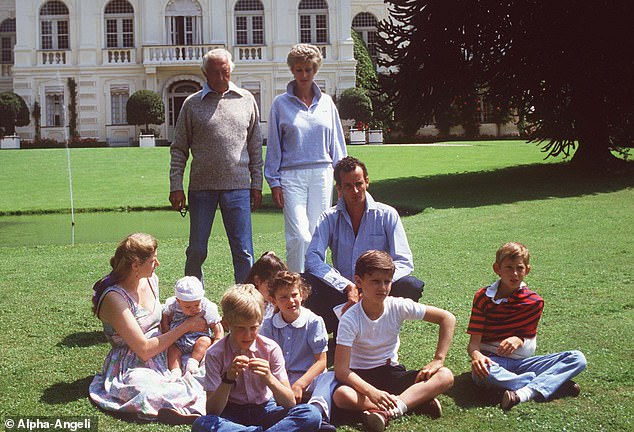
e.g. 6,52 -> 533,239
264,81 -> 347,189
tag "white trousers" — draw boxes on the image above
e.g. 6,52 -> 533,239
280,165 -> 334,272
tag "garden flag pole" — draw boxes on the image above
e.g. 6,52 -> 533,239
58,71 -> 76,246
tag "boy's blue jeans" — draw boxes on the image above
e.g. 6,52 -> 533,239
185,189 -> 254,284
192,399 -> 321,432
473,350 -> 587,399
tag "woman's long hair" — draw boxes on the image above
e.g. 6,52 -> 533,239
91,233 -> 157,315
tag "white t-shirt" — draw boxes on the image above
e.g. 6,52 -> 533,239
337,296 -> 426,369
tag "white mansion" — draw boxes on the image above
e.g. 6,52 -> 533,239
0,0 -> 387,144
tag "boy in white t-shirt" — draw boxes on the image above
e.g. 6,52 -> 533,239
333,250 -> 455,432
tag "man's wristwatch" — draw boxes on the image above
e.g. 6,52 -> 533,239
221,372 -> 236,385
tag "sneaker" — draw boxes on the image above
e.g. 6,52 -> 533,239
501,390 -> 521,410
362,409 -> 392,432
551,380 -> 581,400
157,407 -> 200,425
421,398 -> 442,419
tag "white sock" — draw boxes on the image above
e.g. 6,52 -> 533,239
393,398 -> 408,417
516,386 -> 537,403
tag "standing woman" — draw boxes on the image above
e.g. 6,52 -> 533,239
265,43 -> 347,272
89,233 -> 207,423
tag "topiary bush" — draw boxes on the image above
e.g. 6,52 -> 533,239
0,92 -> 30,137
126,90 -> 165,134
337,87 -> 373,125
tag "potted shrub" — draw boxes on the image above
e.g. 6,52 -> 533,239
337,87 -> 372,145
0,92 -> 30,149
126,90 -> 165,147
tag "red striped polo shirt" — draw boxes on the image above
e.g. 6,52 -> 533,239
467,283 -> 544,343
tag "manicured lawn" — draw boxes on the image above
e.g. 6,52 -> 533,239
0,143 -> 632,431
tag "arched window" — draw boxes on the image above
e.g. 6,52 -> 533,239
0,18 -> 15,64
235,0 -> 264,45
165,0 -> 202,45
104,0 -> 134,48
40,1 -> 69,50
298,0 -> 328,44
352,12 -> 378,58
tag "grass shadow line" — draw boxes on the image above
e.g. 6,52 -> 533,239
369,162 -> 634,214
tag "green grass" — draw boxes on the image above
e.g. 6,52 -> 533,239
1,143 -> 633,431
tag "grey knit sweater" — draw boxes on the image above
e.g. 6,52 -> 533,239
169,82 -> 263,192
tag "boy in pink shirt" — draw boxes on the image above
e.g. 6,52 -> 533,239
192,284 -> 321,432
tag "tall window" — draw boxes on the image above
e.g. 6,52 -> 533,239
104,0 -> 134,48
45,87 -> 65,127
298,0 -> 328,44
110,85 -> 129,125
40,1 -> 69,50
165,0 -> 202,45
0,18 -> 15,64
235,0 -> 264,45
352,12 -> 379,58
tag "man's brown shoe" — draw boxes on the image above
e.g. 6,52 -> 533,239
421,398 -> 442,419
501,390 -> 521,410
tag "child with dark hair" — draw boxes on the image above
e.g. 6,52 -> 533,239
260,271 -> 336,430
244,251 -> 288,319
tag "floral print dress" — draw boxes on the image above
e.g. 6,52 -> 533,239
89,275 -> 206,419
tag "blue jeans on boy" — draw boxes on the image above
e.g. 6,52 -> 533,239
185,189 -> 254,284
192,399 -> 321,432
473,350 -> 586,399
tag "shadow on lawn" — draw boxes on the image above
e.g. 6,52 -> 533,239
58,331 -> 107,347
445,372 -> 504,408
368,162 -> 634,215
41,375 -> 94,404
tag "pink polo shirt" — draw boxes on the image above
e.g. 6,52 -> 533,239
203,333 -> 288,405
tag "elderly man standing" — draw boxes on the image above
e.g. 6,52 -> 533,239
303,156 -> 424,333
169,48 -> 263,284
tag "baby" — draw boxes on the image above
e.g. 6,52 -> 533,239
162,276 -> 223,379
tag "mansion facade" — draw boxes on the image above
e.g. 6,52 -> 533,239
0,0 -> 387,144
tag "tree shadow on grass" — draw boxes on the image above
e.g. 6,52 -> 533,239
57,331 -> 107,348
368,162 -> 634,215
445,372 -> 504,408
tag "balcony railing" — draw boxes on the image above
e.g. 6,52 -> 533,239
104,48 -> 135,64
39,50 -> 69,66
235,46 -> 263,61
1,64 -> 12,77
143,44 -> 224,65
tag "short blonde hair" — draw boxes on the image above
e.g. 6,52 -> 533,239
287,43 -> 323,72
495,242 -> 530,266
221,284 -> 264,325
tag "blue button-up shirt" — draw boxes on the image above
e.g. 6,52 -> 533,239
260,307 -> 328,385
305,192 -> 415,293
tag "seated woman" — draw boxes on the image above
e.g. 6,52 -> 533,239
89,233 -> 207,424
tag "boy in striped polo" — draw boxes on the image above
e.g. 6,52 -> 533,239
467,242 -> 587,410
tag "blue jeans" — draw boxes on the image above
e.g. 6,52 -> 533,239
192,399 -> 321,432
186,189 -> 254,284
473,350 -> 587,399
